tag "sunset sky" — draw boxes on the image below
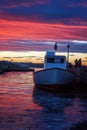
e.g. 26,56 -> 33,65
0,0 -> 87,64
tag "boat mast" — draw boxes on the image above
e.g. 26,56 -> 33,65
67,44 -> 70,63
54,42 -> 57,52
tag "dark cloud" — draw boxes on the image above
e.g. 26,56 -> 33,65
0,0 -> 48,8
0,0 -> 86,8
0,0 -> 87,24
0,39 -> 87,53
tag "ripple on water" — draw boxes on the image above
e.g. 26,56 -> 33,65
0,72 -> 87,130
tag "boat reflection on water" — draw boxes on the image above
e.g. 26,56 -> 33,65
32,87 -> 87,130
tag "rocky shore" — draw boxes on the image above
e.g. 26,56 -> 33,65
0,60 -> 34,73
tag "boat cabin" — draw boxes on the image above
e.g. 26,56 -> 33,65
44,51 -> 67,69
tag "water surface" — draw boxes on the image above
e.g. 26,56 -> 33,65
0,72 -> 87,130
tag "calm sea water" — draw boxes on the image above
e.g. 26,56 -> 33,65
0,71 -> 87,130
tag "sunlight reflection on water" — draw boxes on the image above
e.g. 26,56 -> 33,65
0,72 -> 87,130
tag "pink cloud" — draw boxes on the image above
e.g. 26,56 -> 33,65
0,19 -> 87,43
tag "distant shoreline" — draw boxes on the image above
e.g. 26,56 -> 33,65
0,60 -> 37,73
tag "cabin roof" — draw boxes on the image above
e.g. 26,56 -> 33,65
45,51 -> 66,58
45,54 -> 66,59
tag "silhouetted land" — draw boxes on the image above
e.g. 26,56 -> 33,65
0,60 -> 35,72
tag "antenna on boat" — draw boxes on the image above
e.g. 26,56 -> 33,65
54,42 -> 57,52
67,44 -> 70,63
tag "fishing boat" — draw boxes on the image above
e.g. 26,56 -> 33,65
33,44 -> 76,90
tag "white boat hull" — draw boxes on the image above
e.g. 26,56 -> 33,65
33,68 -> 76,87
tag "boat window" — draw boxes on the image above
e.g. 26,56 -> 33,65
55,58 -> 64,63
61,58 -> 64,63
55,58 -> 61,63
47,57 -> 64,63
47,58 -> 54,63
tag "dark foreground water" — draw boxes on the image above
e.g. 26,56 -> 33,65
0,72 -> 87,130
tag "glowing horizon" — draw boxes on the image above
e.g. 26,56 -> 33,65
0,51 -> 87,65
